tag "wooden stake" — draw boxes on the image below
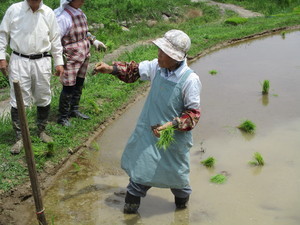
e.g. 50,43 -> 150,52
13,80 -> 47,225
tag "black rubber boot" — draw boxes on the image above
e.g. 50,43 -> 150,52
57,90 -> 72,126
10,107 -> 23,154
69,85 -> 90,120
123,192 -> 141,214
37,105 -> 53,143
175,196 -> 190,209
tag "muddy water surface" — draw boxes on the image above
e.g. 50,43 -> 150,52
26,31 -> 300,225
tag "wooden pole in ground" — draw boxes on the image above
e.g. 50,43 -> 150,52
13,80 -> 47,225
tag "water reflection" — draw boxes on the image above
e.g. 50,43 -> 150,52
261,94 -> 269,106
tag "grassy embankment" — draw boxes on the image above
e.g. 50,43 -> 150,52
0,0 -> 299,193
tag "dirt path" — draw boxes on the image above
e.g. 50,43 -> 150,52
192,0 -> 263,18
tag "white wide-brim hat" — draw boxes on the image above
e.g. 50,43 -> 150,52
152,29 -> 191,62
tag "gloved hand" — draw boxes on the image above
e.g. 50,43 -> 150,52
93,40 -> 107,51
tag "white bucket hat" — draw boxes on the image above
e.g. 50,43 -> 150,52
152,29 -> 191,62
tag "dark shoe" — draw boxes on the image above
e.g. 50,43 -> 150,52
175,196 -> 189,209
37,105 -> 53,142
57,117 -> 71,127
123,203 -> 140,214
39,131 -> 53,143
11,107 -> 22,154
69,110 -> 90,120
123,192 -> 140,214
69,84 -> 90,120
58,91 -> 72,126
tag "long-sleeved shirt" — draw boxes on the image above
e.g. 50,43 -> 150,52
56,5 -> 87,38
0,0 -> 64,66
112,59 -> 202,131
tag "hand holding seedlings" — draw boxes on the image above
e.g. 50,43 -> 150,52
151,121 -> 173,138
93,62 -> 113,74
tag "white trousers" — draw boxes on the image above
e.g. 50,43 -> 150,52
8,54 -> 52,108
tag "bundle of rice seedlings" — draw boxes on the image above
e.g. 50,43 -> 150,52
249,152 -> 265,166
201,156 -> 216,168
156,126 -> 175,150
210,174 -> 227,184
209,70 -> 218,75
261,80 -> 270,95
238,120 -> 256,134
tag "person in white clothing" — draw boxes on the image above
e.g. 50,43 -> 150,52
0,0 -> 64,154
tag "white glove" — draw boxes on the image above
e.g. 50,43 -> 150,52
93,40 -> 107,51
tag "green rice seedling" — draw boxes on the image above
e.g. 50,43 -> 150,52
249,152 -> 265,166
201,156 -> 216,168
210,174 -> 227,184
91,141 -> 100,151
238,120 -> 256,134
261,80 -> 270,95
156,126 -> 175,150
209,70 -> 218,75
281,31 -> 286,38
72,163 -> 81,172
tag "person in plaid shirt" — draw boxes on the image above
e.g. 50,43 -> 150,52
55,0 -> 106,126
94,30 -> 202,214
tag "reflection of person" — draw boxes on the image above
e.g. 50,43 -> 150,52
0,0 -> 64,154
94,30 -> 202,214
54,0 -> 106,126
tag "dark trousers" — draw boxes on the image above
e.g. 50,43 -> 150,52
127,178 -> 192,198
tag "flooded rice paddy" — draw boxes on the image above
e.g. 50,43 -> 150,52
26,31 -> 300,225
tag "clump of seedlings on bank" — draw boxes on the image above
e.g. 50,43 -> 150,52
156,126 -> 175,150
261,80 -> 270,95
238,120 -> 256,134
249,152 -> 265,166
209,70 -> 218,75
201,156 -> 216,168
210,174 -> 227,184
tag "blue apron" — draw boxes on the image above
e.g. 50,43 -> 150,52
121,69 -> 193,189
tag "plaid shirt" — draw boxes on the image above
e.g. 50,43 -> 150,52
60,7 -> 90,86
112,61 -> 201,131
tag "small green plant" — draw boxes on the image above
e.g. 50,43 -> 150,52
238,120 -> 256,134
281,31 -> 286,38
261,80 -> 270,95
46,142 -> 55,157
249,152 -> 265,166
209,70 -> 218,75
156,126 -> 175,150
210,174 -> 227,184
225,17 -> 248,25
201,157 -> 216,168
72,163 -> 81,172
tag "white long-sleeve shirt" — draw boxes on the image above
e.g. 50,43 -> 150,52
55,5 -> 87,38
139,58 -> 202,110
0,0 -> 64,66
